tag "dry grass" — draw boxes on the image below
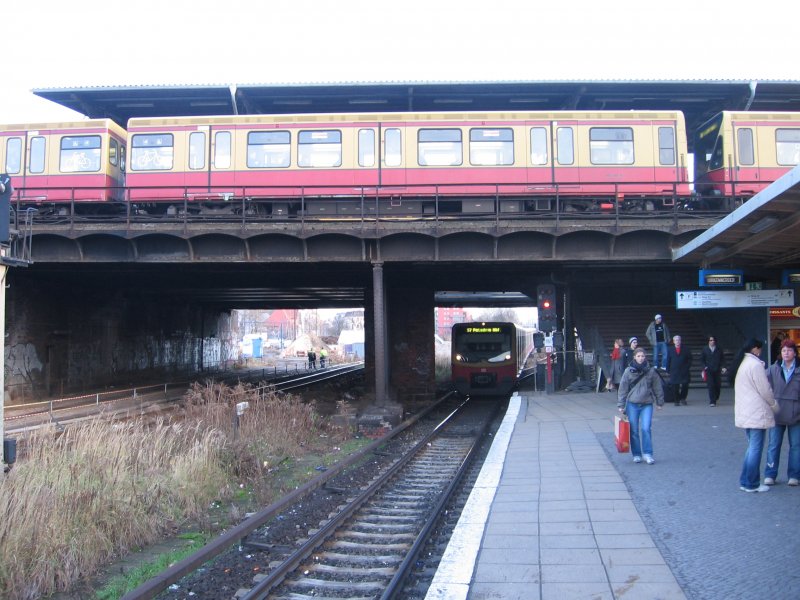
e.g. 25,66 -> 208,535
0,381 -> 336,600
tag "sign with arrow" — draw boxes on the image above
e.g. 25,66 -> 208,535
676,289 -> 795,309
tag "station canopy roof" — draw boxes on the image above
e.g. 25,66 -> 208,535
674,165 -> 800,269
34,79 -> 800,150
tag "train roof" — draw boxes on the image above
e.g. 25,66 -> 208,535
33,80 -> 800,149
127,109 -> 687,127
0,118 -> 126,136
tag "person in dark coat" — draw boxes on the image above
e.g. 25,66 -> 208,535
622,337 -> 639,370
666,335 -> 693,405
700,335 -> 726,406
764,339 -> 800,486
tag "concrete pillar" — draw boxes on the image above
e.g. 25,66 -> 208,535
387,286 -> 436,403
372,262 -> 389,406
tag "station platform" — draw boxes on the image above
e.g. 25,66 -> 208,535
424,387 -> 800,600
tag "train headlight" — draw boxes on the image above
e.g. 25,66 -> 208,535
455,353 -> 464,362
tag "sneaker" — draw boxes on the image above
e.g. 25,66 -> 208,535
644,455 -> 655,465
788,478 -> 799,486
709,403 -> 716,407
764,477 -> 776,486
740,485 -> 770,493
633,456 -> 642,463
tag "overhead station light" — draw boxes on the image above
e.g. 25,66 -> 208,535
748,215 -> 780,234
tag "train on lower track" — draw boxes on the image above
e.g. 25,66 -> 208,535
451,322 -> 534,397
1,110 -> 799,216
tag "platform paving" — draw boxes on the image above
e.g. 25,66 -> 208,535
425,387 -> 800,600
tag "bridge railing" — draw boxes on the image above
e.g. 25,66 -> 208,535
8,180 -> 745,229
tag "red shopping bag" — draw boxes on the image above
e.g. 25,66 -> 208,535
614,414 -> 630,453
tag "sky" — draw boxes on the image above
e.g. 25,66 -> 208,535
2,0 -> 798,124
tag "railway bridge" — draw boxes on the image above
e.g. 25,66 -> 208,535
0,210 -> 723,411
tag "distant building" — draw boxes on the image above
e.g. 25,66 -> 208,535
435,307 -> 468,340
337,329 -> 365,359
340,309 -> 365,330
266,309 -> 298,341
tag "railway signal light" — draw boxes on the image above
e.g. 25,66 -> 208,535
537,284 -> 557,332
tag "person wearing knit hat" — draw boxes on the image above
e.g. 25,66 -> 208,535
622,336 -> 639,370
646,314 -> 670,370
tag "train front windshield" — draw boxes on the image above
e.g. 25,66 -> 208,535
454,329 -> 512,364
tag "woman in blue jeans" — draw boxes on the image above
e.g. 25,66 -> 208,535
732,338 -> 780,492
617,347 -> 664,464
765,339 -> 800,486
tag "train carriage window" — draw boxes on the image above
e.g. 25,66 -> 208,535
737,128 -> 755,166
776,129 -> 800,166
189,132 -> 206,170
530,127 -> 548,165
385,128 -> 401,167
358,129 -> 375,167
109,139 -> 119,167
247,130 -> 290,168
120,144 -> 126,172
60,135 -> 102,172
5,137 -> 22,174
418,129 -> 462,166
214,131 -> 231,169
469,128 -> 513,166
658,127 -> 675,165
589,128 -> 633,165
131,134 -> 174,171
556,127 -> 574,165
298,130 -> 342,167
29,136 -> 45,174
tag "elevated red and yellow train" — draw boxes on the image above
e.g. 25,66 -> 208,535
0,110 -> 798,215
451,322 -> 534,397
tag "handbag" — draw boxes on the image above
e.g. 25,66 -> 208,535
614,414 -> 630,453
701,368 -> 708,382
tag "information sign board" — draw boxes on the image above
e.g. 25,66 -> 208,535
676,289 -> 795,309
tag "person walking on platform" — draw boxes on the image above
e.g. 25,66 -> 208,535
666,335 -> 692,405
622,337 -> 639,370
701,335 -> 726,406
646,314 -> 670,370
617,347 -> 664,464
607,338 -> 625,391
764,339 -> 800,486
732,338 -> 779,493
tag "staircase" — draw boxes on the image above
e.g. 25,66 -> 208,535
577,305 -> 729,389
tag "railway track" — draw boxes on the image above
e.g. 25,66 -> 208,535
3,363 -> 364,435
119,395 -> 502,600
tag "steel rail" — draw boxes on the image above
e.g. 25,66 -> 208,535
239,396 -> 471,600
119,392 -> 455,600
379,400 -> 504,600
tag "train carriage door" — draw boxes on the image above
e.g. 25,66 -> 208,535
552,120 -> 579,187
655,123 -> 678,189
380,125 -> 405,186
27,130 -> 48,191
184,126 -> 210,195
731,119 -> 759,193
356,125 -> 380,188
527,122 -> 550,187
210,126 -> 235,193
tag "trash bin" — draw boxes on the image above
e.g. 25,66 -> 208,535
4,438 -> 17,465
